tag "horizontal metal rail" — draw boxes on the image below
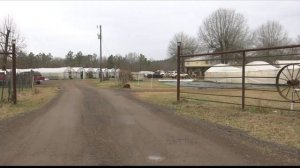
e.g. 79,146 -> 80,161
181,96 -> 300,112
245,88 -> 278,92
181,86 -> 243,90
184,52 -> 300,62
182,86 -> 278,92
181,44 -> 300,57
247,53 -> 300,59
245,76 -> 276,78
182,91 -> 241,98
203,76 -> 276,79
185,63 -> 299,69
180,96 -> 242,106
182,91 -> 291,103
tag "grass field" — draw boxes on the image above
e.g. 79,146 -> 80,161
0,84 -> 59,121
88,78 -> 300,149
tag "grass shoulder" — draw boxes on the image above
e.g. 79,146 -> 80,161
133,90 -> 300,150
0,84 -> 59,121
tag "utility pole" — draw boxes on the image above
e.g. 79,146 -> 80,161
177,42 -> 181,102
12,39 -> 16,104
97,25 -> 103,82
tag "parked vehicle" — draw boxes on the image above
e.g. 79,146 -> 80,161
33,71 -> 45,84
146,72 -> 163,78
156,70 -> 165,77
0,72 -> 5,85
171,72 -> 189,79
18,71 -> 45,85
0,72 -> 5,81
139,71 -> 154,77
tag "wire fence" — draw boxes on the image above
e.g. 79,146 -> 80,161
0,71 -> 33,103
178,44 -> 300,112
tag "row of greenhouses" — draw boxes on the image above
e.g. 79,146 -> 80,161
3,67 -> 120,80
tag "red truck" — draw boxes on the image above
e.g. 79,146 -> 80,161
0,71 -> 45,85
33,71 -> 45,84
0,72 -> 5,81
34,75 -> 45,84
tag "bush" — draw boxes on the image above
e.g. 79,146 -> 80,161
123,83 -> 131,88
118,69 -> 132,86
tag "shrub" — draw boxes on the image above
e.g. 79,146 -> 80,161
118,69 -> 132,86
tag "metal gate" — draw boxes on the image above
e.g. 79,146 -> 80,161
176,44 -> 300,112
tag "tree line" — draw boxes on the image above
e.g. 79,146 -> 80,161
1,49 -> 172,72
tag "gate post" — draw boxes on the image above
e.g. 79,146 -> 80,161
177,42 -> 181,102
242,51 -> 246,110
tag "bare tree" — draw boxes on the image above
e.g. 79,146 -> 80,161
253,21 -> 291,63
168,32 -> 198,72
0,15 -> 26,70
253,21 -> 290,48
198,8 -> 250,64
168,32 -> 198,58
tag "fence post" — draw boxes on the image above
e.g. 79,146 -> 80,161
12,40 -> 17,104
177,42 -> 181,102
242,51 -> 246,110
31,71 -> 34,91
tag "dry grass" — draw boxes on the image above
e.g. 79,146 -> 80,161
84,79 -> 120,88
180,88 -> 300,112
134,91 -> 300,149
0,85 -> 59,121
85,78 -> 174,91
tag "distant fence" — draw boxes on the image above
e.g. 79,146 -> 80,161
0,71 -> 33,103
177,44 -> 300,112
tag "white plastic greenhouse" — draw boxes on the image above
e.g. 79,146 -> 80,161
72,67 -> 86,79
17,69 -> 33,74
93,68 -> 100,79
205,61 -> 280,84
205,64 -> 242,83
245,61 -> 278,84
107,68 -> 117,78
33,67 -> 75,80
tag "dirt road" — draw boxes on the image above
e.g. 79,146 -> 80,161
0,80 -> 299,165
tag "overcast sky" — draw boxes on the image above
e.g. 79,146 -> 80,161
0,0 -> 300,60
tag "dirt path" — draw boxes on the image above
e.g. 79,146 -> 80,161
0,80 -> 298,165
